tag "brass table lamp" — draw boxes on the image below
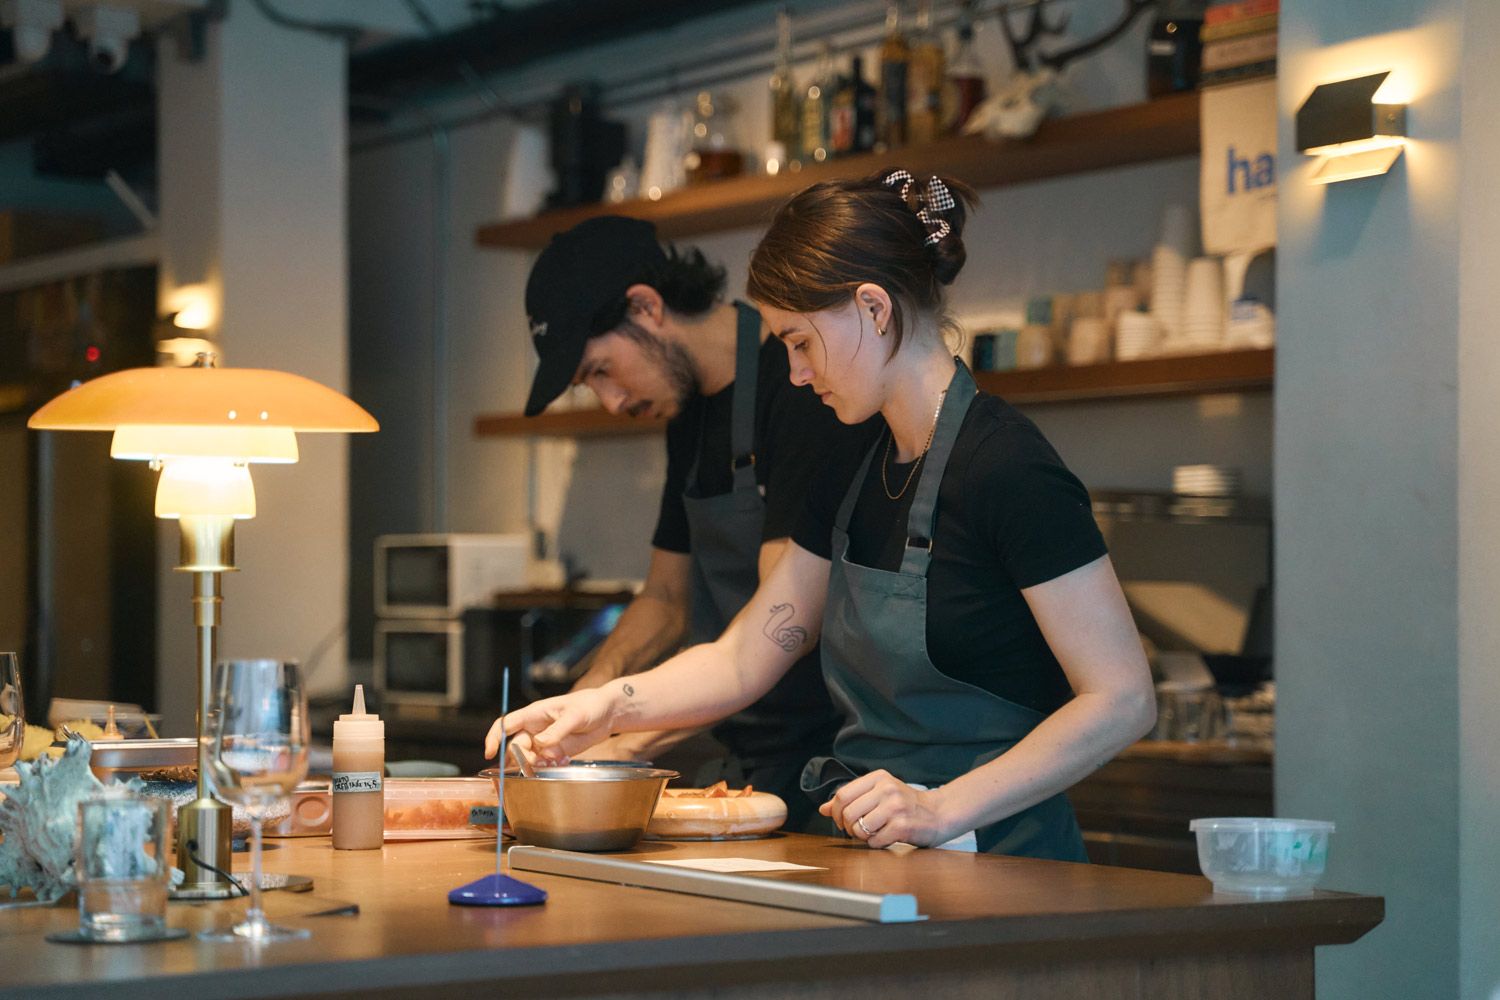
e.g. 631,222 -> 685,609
28,355 -> 377,894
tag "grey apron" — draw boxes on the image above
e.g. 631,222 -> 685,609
681,302 -> 839,831
801,362 -> 1087,861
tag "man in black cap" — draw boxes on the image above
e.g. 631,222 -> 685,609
521,216 -> 877,831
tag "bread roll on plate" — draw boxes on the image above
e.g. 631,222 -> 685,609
647,786 -> 787,840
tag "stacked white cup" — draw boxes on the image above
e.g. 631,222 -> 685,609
1067,317 -> 1112,365
1115,311 -> 1161,360
1149,204 -> 1196,343
1174,257 -> 1226,353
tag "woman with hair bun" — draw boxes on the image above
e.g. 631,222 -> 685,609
491,171 -> 1155,860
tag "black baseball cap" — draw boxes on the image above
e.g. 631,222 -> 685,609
523,216 -> 668,417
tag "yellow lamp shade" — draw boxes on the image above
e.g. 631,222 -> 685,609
27,366 -> 379,433
111,425 -> 299,463
155,460 -> 257,519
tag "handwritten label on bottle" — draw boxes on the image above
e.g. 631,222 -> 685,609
332,771 -> 383,793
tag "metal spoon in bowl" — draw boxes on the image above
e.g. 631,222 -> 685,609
509,738 -> 537,779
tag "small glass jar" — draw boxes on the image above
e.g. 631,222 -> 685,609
75,792 -> 172,942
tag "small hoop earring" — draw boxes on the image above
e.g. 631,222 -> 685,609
877,326 -> 886,337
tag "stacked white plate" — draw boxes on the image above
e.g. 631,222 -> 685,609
1115,311 -> 1160,360
1173,464 -> 1242,497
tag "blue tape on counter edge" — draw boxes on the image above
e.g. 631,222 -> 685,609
448,873 -> 548,907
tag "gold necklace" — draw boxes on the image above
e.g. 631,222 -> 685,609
881,389 -> 948,501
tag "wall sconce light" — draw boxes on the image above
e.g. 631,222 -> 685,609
1296,70 -> 1408,184
163,283 -> 218,333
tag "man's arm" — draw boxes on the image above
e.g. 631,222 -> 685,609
578,537 -> 795,763
571,548 -> 691,691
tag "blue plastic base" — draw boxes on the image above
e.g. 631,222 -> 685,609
447,873 -> 548,907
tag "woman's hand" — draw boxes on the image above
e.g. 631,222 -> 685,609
484,685 -> 619,765
819,770 -> 960,849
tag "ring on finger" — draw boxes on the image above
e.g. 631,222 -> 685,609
856,816 -> 872,837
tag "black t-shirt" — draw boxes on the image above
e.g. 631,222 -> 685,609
794,391 -> 1107,716
652,333 -> 881,552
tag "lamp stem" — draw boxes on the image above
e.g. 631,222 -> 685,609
193,569 -> 221,802
174,515 -> 236,892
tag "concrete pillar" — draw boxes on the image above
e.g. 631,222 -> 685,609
1277,1 -> 1500,996
155,0 -> 350,729
1456,0 -> 1500,994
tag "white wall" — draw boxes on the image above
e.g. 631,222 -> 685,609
156,0 -> 351,729
1275,1 -> 1500,997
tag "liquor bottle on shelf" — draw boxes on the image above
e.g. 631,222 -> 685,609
685,90 -> 744,185
877,1 -> 910,150
801,42 -> 836,165
769,7 -> 802,168
830,56 -> 856,157
1147,0 -> 1207,97
831,55 -> 877,157
945,0 -> 986,134
906,0 -> 945,145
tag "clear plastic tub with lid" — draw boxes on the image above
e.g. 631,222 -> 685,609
1189,817 -> 1334,896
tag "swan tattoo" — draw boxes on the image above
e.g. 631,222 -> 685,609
763,603 -> 808,652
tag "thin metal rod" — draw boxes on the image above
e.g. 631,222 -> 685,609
497,666 -> 509,875
430,124 -> 451,533
508,846 -> 923,923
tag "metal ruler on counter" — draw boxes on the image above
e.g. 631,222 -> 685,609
507,846 -> 924,924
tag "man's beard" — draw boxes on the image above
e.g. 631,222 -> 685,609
620,318 -> 699,413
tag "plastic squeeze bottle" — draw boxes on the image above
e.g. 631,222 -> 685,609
332,684 -> 384,850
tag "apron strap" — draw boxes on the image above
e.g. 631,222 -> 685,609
900,361 -> 978,577
729,301 -> 761,491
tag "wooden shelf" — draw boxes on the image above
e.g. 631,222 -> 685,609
975,348 -> 1274,405
476,93 -> 1200,250
474,349 -> 1273,438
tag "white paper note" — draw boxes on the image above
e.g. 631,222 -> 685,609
641,858 -> 825,873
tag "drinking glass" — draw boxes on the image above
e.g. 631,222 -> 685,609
200,659 -> 310,942
76,793 -> 172,941
0,652 -> 23,769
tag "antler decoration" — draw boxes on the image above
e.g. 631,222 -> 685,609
999,0 -> 1158,75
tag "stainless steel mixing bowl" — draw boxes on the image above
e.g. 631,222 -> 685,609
488,764 -> 678,852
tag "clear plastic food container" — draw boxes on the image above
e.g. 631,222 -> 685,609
383,777 -> 498,840
1189,817 -> 1334,896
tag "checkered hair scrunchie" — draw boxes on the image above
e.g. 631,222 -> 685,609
883,169 -> 957,247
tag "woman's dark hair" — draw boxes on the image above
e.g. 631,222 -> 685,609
596,244 -> 727,333
747,170 -> 978,356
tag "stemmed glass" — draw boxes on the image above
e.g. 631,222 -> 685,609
200,658 -> 310,942
0,652 -> 24,769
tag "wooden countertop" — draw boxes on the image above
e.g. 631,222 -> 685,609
0,832 -> 1379,999
1116,739 -> 1273,766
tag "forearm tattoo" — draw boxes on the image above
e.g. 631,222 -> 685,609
623,683 -> 635,697
763,603 -> 809,652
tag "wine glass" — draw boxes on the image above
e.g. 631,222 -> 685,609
200,659 -> 310,942
0,652 -> 24,769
